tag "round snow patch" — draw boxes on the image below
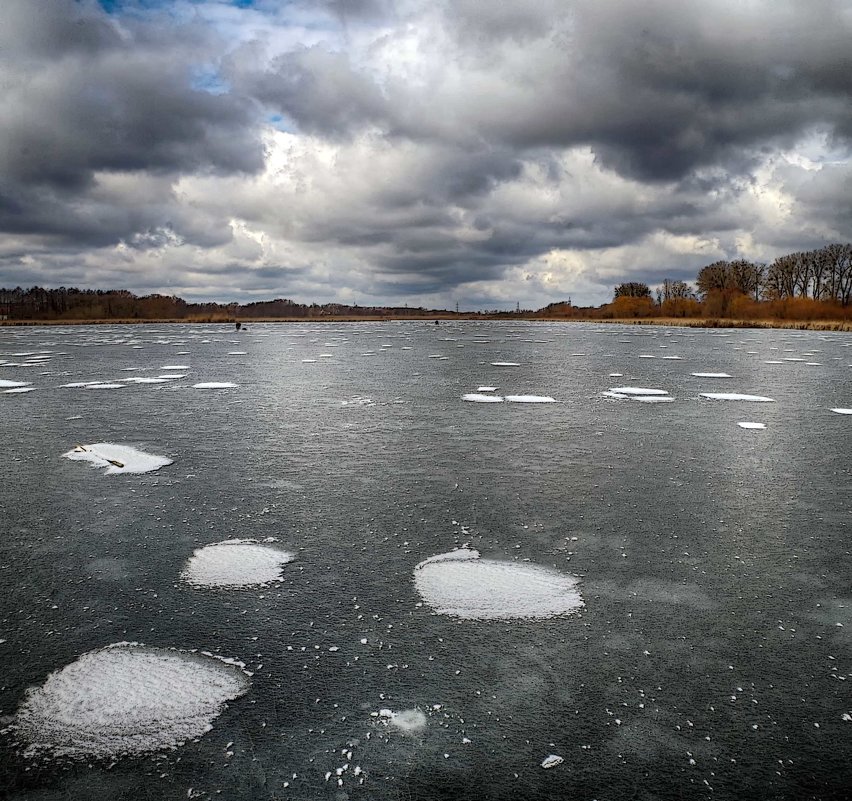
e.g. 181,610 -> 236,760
14,643 -> 250,760
62,444 -> 173,475
181,539 -> 296,588
414,548 -> 583,620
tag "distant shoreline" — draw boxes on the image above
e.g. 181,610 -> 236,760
2,315 -> 850,331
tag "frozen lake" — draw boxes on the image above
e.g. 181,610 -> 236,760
0,320 -> 850,800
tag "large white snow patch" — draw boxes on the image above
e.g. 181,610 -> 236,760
14,643 -> 250,760
505,395 -> 556,403
62,444 -> 173,475
609,387 -> 669,396
462,393 -> 504,403
414,548 -> 583,620
700,393 -> 774,402
181,539 -> 296,588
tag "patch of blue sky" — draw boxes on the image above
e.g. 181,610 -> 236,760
267,113 -> 295,132
191,65 -> 230,95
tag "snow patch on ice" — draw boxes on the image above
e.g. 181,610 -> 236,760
4,387 -> 36,394
830,408 -> 852,415
181,539 -> 296,588
700,393 -> 774,402
13,643 -> 249,760
490,362 -> 520,366
631,395 -> 674,403
62,444 -> 173,475
0,379 -> 30,388
541,754 -> 564,769
192,382 -> 238,389
738,422 -> 766,430
505,395 -> 556,403
414,548 -> 583,620
691,372 -> 731,378
462,393 -> 504,403
609,387 -> 669,396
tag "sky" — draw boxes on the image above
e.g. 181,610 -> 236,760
1,0 -> 851,310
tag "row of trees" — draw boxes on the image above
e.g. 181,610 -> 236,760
606,243 -> 852,319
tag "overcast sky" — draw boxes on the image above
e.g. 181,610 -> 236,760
1,0 -> 851,309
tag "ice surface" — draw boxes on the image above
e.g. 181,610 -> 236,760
462,393 -> 504,403
504,395 -> 556,403
700,393 -> 774,402
14,643 -> 250,760
386,708 -> 428,734
414,548 -> 583,620
738,422 -> 766,429
609,387 -> 669,396
62,444 -> 173,475
181,539 -> 296,588
830,408 -> 852,415
691,372 -> 732,378
192,382 -> 238,389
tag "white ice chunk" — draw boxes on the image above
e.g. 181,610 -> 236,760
738,422 -> 766,429
62,444 -> 173,475
462,393 -> 504,403
504,395 -> 556,403
0,379 -> 30,388
830,408 -> 852,415
181,539 -> 296,588
609,387 -> 669,396
414,548 -> 583,620
700,393 -> 774,402
601,391 -> 629,399
4,387 -> 36,394
387,709 -> 427,734
691,372 -> 731,378
161,365 -> 190,370
85,383 -> 126,390
490,362 -> 520,366
192,382 -> 238,389
541,754 -> 564,769
477,386 -> 498,392
14,643 -> 249,760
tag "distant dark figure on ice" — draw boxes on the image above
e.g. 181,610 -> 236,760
235,321 -> 241,330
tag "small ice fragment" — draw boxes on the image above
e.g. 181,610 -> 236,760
4,387 -> 36,394
85,383 -> 125,389
477,387 -> 497,392
691,372 -> 731,378
192,382 -> 238,389
830,408 -> 852,415
737,422 -> 766,430
490,362 -> 520,366
0,379 -> 30,388
541,754 -> 563,769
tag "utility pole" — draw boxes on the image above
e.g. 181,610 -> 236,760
455,300 -> 459,314
516,301 -> 520,313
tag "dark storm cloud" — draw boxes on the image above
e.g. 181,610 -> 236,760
0,0 -> 262,244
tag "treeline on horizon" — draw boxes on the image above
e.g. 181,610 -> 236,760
2,243 -> 851,323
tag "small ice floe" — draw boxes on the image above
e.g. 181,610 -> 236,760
661,356 -> 682,360
377,708 -> 428,735
161,365 -> 190,370
121,377 -> 170,384
609,373 -> 623,377
830,408 -> 852,415
490,362 -> 520,366
638,354 -> 656,358
62,444 -> 173,475
602,390 -> 629,399
60,381 -> 102,388
462,393 -> 504,403
0,379 -> 30,388
609,387 -> 669,396
738,422 -> 766,429
301,359 -> 317,363
13,643 -> 250,760
227,351 -> 247,355
85,383 -> 126,390
180,539 -> 295,588
541,754 -> 564,769
4,387 -> 36,394
700,393 -> 774,402
192,382 -> 238,389
764,360 -> 783,364
691,372 -> 731,378
477,386 -> 497,392
414,548 -> 583,620
158,374 -> 186,379
505,395 -> 556,403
